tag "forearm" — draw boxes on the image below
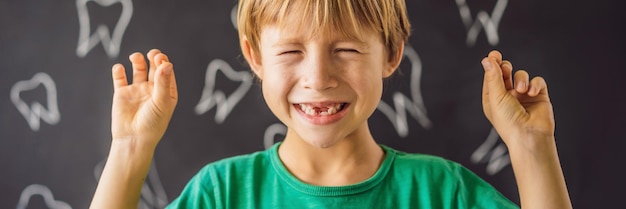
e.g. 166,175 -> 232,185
508,137 -> 572,209
90,137 -> 157,209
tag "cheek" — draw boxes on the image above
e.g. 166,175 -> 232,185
345,63 -> 384,90
261,77 -> 287,118
347,68 -> 384,104
364,79 -> 384,99
261,69 -> 293,103
261,74 -> 282,97
346,73 -> 383,99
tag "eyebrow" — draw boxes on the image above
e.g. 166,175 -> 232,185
333,40 -> 369,48
271,39 -> 303,48
271,38 -> 369,49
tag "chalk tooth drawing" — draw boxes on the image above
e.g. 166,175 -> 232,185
264,123 -> 287,149
10,72 -> 61,131
471,128 -> 511,175
195,59 -> 253,124
16,184 -> 72,209
455,0 -> 508,46
376,45 -> 432,137
76,0 -> 133,58
94,160 -> 169,208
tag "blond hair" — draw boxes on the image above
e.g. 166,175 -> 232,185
237,0 -> 411,61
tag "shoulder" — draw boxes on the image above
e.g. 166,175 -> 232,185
382,145 -> 518,208
167,148 -> 274,208
383,145 -> 464,173
178,150 -> 270,191
197,148 -> 272,179
168,152 -> 271,209
382,145 -> 484,187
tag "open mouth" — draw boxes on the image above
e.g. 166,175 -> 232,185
295,103 -> 348,116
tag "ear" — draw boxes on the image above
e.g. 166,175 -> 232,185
241,36 -> 264,80
382,43 -> 405,78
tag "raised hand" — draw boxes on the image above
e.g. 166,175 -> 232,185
481,50 -> 554,150
111,49 -> 178,149
481,50 -> 572,208
91,49 -> 178,209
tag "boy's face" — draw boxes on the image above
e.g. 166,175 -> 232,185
245,25 -> 401,148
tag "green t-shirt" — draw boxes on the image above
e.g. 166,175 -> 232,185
167,143 -> 519,208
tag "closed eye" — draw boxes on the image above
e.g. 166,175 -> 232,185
279,50 -> 301,55
336,48 -> 360,53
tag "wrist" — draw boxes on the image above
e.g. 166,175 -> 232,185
107,137 -> 157,172
111,136 -> 158,154
91,137 -> 156,209
506,136 -> 572,209
504,132 -> 557,156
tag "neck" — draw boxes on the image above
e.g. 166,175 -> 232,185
278,124 -> 384,186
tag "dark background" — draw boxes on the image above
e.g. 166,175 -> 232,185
1,0 -> 624,208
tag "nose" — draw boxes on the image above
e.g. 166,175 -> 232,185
301,52 -> 338,91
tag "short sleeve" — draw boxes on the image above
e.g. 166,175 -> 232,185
166,167 -> 218,209
453,165 -> 520,209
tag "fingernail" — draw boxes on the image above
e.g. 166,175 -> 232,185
529,86 -> 536,95
516,82 -> 525,91
503,62 -> 512,69
113,64 -> 123,71
482,59 -> 492,70
162,63 -> 172,75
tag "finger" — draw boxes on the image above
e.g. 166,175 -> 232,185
169,65 -> 178,100
488,50 -> 503,64
513,70 -> 530,94
501,60 -> 513,91
481,57 -> 507,103
481,73 -> 492,120
112,64 -> 128,91
153,53 -> 170,82
153,52 -> 176,100
153,61 -> 175,107
129,52 -> 148,83
154,53 -> 170,67
147,49 -> 162,82
528,76 -> 548,97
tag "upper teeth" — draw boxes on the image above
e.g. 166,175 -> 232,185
298,103 -> 344,116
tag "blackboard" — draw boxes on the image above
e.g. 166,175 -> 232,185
1,0 -> 625,208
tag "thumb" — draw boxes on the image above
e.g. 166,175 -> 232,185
481,57 -> 507,105
153,61 -> 174,108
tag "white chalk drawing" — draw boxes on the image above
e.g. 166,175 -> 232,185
16,184 -> 72,209
456,0 -> 510,175
10,72 -> 61,131
76,0 -> 133,58
195,59 -> 253,124
376,45 -> 432,137
471,128 -> 511,175
264,123 -> 287,149
231,5 -> 238,30
94,160 -> 169,209
455,0 -> 508,46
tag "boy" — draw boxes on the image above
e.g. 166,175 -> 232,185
90,0 -> 572,208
